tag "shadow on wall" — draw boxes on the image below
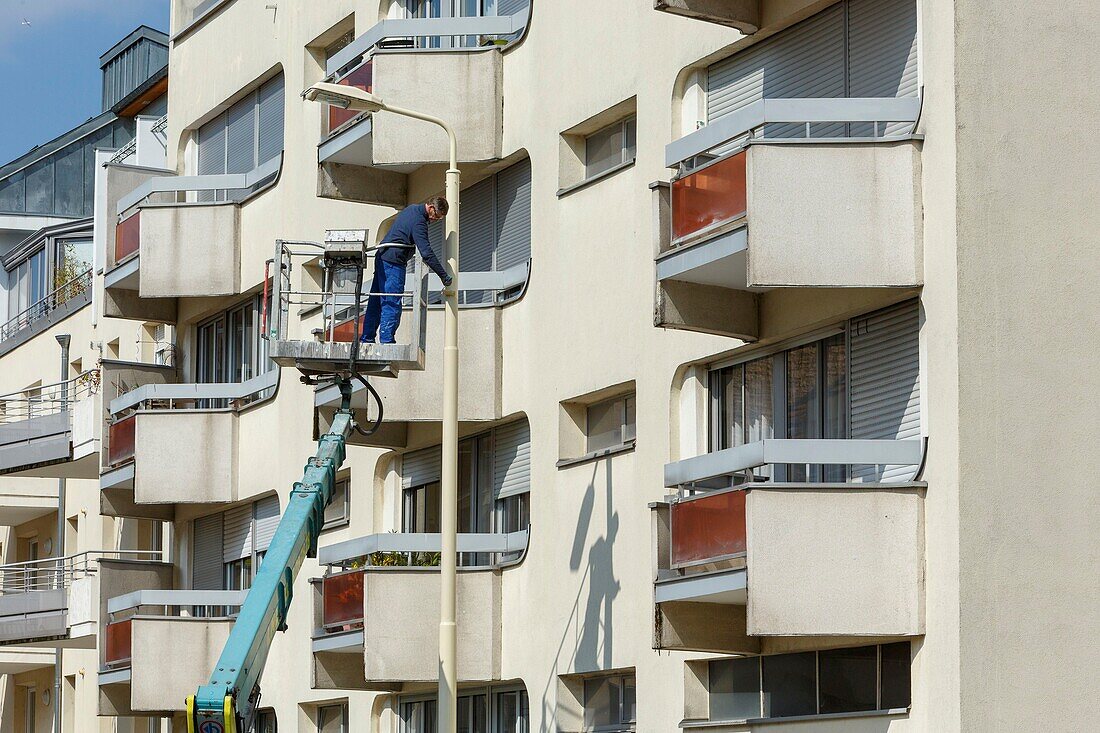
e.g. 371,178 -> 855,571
538,460 -> 621,731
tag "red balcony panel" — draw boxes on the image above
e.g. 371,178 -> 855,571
323,571 -> 364,628
115,211 -> 141,264
671,151 -> 747,242
108,414 -> 136,466
327,61 -> 374,134
670,489 -> 747,567
105,619 -> 132,665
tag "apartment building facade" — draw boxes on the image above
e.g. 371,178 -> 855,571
1,0 -> 1097,731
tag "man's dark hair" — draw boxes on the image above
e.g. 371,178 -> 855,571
426,196 -> 449,215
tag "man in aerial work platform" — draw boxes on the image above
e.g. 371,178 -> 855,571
361,196 -> 452,344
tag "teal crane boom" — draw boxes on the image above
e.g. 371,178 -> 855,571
187,380 -> 354,733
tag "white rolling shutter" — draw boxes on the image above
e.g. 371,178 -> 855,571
192,513 -> 224,590
849,299 -> 921,482
252,495 -> 281,553
493,158 -> 532,270
402,446 -> 442,489
257,74 -> 285,165
222,504 -> 254,562
492,420 -> 531,500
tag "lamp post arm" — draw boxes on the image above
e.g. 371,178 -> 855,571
376,102 -> 458,171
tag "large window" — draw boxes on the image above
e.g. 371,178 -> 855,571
584,673 -> 636,732
317,702 -> 348,733
192,496 -> 281,594
708,643 -> 911,721
584,117 -> 636,179
3,230 -> 92,341
196,295 -> 274,397
585,393 -> 636,454
399,689 -> 528,733
708,300 -> 920,483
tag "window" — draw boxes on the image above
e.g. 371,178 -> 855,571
584,673 -> 636,731
195,74 -> 284,201
494,689 -> 529,733
399,689 -> 525,733
323,473 -> 351,529
253,709 -> 277,733
6,248 -> 47,321
317,702 -> 348,733
708,300 -> 919,483
192,496 -> 281,598
23,688 -> 35,733
585,117 -> 636,179
586,394 -> 636,454
196,294 -> 274,402
706,643 -> 911,722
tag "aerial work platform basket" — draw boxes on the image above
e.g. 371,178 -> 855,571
264,230 -> 428,377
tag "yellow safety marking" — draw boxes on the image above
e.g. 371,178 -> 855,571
224,695 -> 237,733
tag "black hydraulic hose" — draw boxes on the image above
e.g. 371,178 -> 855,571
342,257 -> 385,437
351,371 -> 385,437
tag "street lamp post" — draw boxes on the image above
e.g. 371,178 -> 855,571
304,82 -> 461,733
53,333 -> 70,733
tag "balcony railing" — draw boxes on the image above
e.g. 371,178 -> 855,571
0,370 -> 99,425
669,488 -> 747,570
0,550 -> 162,595
114,210 -> 141,264
318,529 -> 530,571
0,270 -> 92,345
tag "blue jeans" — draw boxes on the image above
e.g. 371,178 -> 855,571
361,258 -> 407,343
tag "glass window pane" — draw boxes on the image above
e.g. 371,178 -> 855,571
622,395 -> 636,443
624,118 -> 637,160
621,675 -> 636,723
325,477 -> 349,526
585,122 -> 625,178
745,358 -> 773,445
762,652 -> 816,718
822,333 -> 848,481
879,642 -> 912,709
587,398 -> 624,453
317,704 -> 347,733
584,677 -> 616,728
786,344 -> 820,482
709,657 -> 760,721
722,365 -> 744,450
818,645 -> 877,714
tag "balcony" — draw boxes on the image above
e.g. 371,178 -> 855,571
310,530 -> 528,690
653,440 -> 925,653
0,371 -> 100,479
655,98 -> 922,339
317,11 -> 528,204
103,156 -> 281,318
0,270 -> 92,357
653,0 -> 761,33
312,266 -> 528,445
0,551 -> 164,649
98,588 -> 242,716
101,370 -> 277,515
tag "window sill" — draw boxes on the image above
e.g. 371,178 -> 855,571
680,708 -> 909,729
556,440 -> 636,469
556,158 -> 636,198
321,517 -> 350,533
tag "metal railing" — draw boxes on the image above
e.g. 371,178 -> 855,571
115,153 -> 283,217
318,528 -> 530,570
0,369 -> 99,425
108,369 -> 278,416
0,269 -> 92,344
665,96 -> 922,169
107,589 -> 248,618
0,550 -> 162,595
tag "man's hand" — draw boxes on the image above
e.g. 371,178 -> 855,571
442,275 -> 453,288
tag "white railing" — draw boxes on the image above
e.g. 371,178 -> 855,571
109,369 -> 278,416
115,153 -> 283,216
0,550 -> 162,595
665,97 -> 922,168
319,529 -> 530,570
107,588 -> 248,617
0,369 -> 99,425
0,269 -> 92,345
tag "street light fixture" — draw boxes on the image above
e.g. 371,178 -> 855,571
305,81 -> 462,733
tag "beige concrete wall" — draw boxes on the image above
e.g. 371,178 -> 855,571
129,617 -> 233,713
951,1 -> 1100,730
134,411 -> 237,505
363,570 -> 500,684
745,487 -> 925,637
138,205 -> 241,298
372,50 -> 503,166
746,140 -> 923,288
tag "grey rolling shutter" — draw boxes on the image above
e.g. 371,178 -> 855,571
492,420 -> 531,500
849,299 -> 921,482
402,446 -> 442,489
222,504 -> 254,562
494,158 -> 532,270
497,0 -> 529,16
193,513 -> 224,590
257,74 -> 285,165
848,0 -> 919,135
196,115 -> 226,202
460,177 -> 496,304
707,2 -> 845,138
225,93 -> 256,174
252,495 -> 281,553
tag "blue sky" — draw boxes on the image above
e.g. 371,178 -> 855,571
0,0 -> 170,165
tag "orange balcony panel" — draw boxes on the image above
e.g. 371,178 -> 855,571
323,570 -> 364,629
671,489 -> 747,567
671,151 -> 747,242
115,211 -> 141,264
105,619 -> 132,665
328,61 -> 374,134
108,414 -> 136,467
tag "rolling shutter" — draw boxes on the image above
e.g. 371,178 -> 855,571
460,177 -> 496,304
257,74 -> 285,165
492,420 -> 531,500
402,446 -> 442,489
192,513 -> 224,590
252,495 -> 281,553
493,158 -> 532,270
848,0 -> 919,135
222,504 -> 254,562
196,115 -> 225,202
849,299 -> 921,482
225,94 -> 256,175
497,0 -> 529,16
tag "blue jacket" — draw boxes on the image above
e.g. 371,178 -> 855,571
378,204 -> 449,282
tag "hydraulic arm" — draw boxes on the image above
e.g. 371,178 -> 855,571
187,380 -> 355,733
